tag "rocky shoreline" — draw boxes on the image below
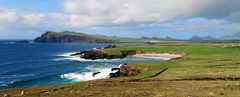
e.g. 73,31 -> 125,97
70,45 -> 144,78
70,45 -> 183,78
70,45 -> 138,60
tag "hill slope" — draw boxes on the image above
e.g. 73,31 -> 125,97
220,32 -> 240,42
189,36 -> 221,43
188,32 -> 240,43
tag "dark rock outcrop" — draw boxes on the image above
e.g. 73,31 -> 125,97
15,40 -> 29,43
80,51 -> 109,60
108,54 -> 125,59
92,72 -> 101,77
121,50 -> 137,57
110,65 -> 146,78
111,68 -> 120,71
71,50 -> 138,60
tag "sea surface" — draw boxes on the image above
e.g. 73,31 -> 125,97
0,40 -> 166,89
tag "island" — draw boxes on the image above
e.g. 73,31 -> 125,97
34,31 -> 147,43
15,40 -> 29,43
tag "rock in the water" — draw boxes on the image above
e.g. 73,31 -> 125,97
109,73 -> 119,78
15,40 -> 29,43
71,49 -> 139,60
92,72 -> 101,77
80,51 -> 108,60
111,68 -> 120,71
70,52 -> 82,56
71,50 -> 127,60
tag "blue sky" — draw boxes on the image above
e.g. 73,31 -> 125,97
0,0 -> 240,39
0,0 -> 62,12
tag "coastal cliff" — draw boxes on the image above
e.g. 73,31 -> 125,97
34,31 -> 146,43
34,31 -> 117,43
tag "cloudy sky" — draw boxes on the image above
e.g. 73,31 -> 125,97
0,0 -> 240,39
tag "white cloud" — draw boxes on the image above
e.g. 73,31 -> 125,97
0,10 -> 17,24
61,0 -> 212,25
1,0 -> 240,39
0,10 -> 69,37
68,15 -> 102,27
22,13 -> 44,25
198,0 -> 240,18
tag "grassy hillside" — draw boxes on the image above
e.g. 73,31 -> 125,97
1,43 -> 240,97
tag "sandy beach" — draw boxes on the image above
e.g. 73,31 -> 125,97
132,53 -> 183,59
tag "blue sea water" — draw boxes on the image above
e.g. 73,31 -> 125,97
0,41 -> 166,89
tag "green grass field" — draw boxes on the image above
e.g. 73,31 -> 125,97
1,43 -> 240,97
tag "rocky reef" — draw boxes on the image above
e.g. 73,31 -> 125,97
71,45 -> 138,60
71,45 -> 144,77
15,40 -> 29,43
71,49 -> 137,60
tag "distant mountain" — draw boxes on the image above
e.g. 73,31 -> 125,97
140,36 -> 178,41
34,31 -> 146,43
189,36 -> 221,43
188,32 -> 240,43
220,32 -> 240,42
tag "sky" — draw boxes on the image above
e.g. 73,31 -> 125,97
0,0 -> 240,39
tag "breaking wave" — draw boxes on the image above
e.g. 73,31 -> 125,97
60,65 -> 121,81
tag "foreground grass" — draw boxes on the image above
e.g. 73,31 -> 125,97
1,43 -> 240,97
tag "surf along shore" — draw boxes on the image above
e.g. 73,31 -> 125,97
1,43 -> 240,97
67,45 -> 183,78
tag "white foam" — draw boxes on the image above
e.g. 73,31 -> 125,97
57,52 -> 78,57
0,83 -> 8,87
62,57 -> 112,62
60,66 -> 118,81
57,52 -> 170,82
0,81 -> 5,84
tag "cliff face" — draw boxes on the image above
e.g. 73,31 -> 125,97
34,31 -> 117,43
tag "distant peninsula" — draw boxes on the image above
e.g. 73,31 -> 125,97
34,31 -> 117,43
34,31 -> 147,43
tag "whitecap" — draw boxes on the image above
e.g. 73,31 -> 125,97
0,81 -> 5,84
0,81 -> 8,87
57,52 -> 78,57
60,64 -> 121,81
0,74 -> 34,79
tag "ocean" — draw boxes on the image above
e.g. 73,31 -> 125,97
0,41 -> 166,89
